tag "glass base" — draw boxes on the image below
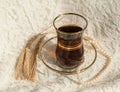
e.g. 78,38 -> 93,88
56,57 -> 84,70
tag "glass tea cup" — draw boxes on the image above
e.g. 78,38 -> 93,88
53,13 -> 88,69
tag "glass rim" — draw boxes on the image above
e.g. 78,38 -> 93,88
53,13 -> 88,35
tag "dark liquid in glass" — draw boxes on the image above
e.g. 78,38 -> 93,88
56,25 -> 84,69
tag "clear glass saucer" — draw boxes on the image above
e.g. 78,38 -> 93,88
39,34 -> 97,75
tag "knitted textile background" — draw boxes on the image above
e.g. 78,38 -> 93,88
0,0 -> 120,92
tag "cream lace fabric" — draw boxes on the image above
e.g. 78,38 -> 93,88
0,0 -> 120,92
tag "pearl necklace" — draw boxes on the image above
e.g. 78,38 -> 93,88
76,36 -> 112,88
